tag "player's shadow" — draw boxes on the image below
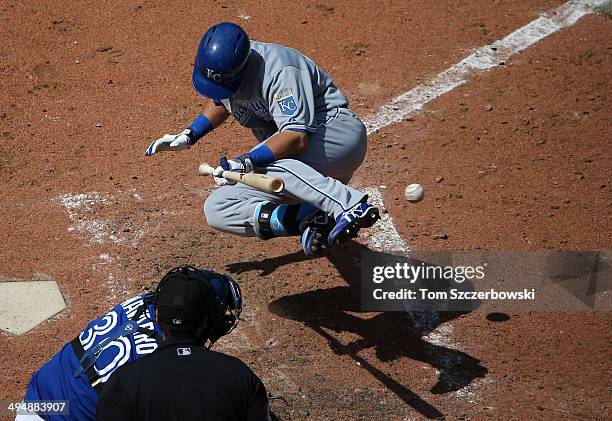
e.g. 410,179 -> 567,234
225,249 -> 309,276
227,241 -> 487,419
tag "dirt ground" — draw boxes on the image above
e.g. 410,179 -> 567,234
0,0 -> 610,420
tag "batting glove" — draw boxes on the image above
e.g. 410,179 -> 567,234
212,156 -> 254,187
145,129 -> 195,156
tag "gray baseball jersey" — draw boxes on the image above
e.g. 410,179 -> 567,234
219,41 -> 348,142
206,41 -> 368,237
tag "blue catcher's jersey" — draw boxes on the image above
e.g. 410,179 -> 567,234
24,294 -> 161,421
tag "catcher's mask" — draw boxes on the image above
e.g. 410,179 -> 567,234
154,265 -> 242,348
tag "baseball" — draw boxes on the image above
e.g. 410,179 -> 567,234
405,183 -> 424,202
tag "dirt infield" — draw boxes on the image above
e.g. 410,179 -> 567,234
1,1 -> 610,420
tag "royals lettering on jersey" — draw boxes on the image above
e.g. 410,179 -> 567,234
232,98 -> 273,125
23,294 -> 161,421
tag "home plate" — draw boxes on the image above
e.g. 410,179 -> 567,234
0,280 -> 66,335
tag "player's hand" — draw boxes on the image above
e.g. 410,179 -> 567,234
212,156 -> 254,186
145,129 -> 194,156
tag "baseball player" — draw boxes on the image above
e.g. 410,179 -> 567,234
146,22 -> 380,257
97,265 -> 269,421
17,266 -> 242,421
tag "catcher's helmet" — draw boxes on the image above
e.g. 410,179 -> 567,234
192,22 -> 251,99
155,265 -> 242,347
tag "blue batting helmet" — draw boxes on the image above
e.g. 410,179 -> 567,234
192,22 -> 251,99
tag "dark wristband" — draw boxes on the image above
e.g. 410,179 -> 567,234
243,145 -> 275,168
187,114 -> 213,142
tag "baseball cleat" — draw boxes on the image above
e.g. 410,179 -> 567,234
299,210 -> 333,257
301,225 -> 329,257
327,202 -> 380,245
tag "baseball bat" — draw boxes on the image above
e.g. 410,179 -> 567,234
198,163 -> 284,194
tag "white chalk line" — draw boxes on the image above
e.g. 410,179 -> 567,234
363,187 -> 409,255
363,0 -> 604,327
362,0 -> 606,135
361,0 -> 604,402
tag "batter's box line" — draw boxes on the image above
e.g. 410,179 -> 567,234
361,0 -> 607,135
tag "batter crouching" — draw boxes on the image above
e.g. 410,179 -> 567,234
146,22 -> 380,257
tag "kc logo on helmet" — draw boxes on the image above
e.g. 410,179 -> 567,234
205,68 -> 223,83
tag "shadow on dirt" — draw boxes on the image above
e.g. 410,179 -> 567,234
228,241 -> 488,419
225,250 -> 309,276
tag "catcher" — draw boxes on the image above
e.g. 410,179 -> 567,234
146,22 -> 380,257
17,266 -> 246,421
97,265 -> 270,420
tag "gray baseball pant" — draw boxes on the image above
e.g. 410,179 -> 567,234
204,108 -> 368,237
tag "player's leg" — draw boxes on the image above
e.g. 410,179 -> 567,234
205,119 -> 371,236
291,108 -> 380,245
254,155 -> 377,254
204,108 -> 379,254
204,183 -> 327,242
251,108 -> 373,219
203,164 -> 356,256
265,159 -> 367,218
294,108 -> 368,182
204,183 -> 288,237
